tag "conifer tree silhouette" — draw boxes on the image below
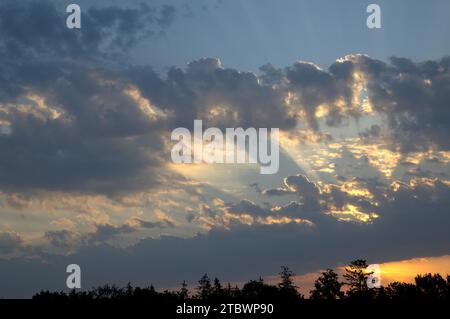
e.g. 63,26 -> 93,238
196,273 -> 213,299
343,259 -> 372,299
178,280 -> 189,299
278,266 -> 302,299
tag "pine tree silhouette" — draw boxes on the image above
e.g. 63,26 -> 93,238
178,280 -> 189,299
196,273 -> 213,299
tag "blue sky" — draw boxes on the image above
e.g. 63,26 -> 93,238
128,0 -> 450,72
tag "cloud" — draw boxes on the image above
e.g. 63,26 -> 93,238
44,230 -> 80,252
261,54 -> 450,154
131,57 -> 298,130
0,0 -> 176,61
1,27 -> 449,196
87,217 -> 175,244
1,175 -> 449,297
134,218 -> 175,229
0,0 -> 185,196
0,2 -> 449,298
352,54 -> 450,153
226,199 -> 269,217
285,61 -> 339,130
264,175 -> 320,197
0,231 -> 24,256
39,217 -> 177,254
0,58 -> 175,195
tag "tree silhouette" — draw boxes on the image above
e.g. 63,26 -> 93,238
343,259 -> 372,299
196,273 -> 213,299
447,275 -> 450,299
415,273 -> 447,299
178,280 -> 189,299
31,262 -> 450,303
278,266 -> 302,299
385,281 -> 418,300
310,269 -> 344,300
211,277 -> 224,298
224,283 -> 240,298
241,277 -> 279,299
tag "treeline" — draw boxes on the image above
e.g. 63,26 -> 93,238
33,260 -> 450,301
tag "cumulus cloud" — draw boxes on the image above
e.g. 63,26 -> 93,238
351,54 -> 450,153
1,19 -> 449,197
131,57 -> 298,130
0,0 -> 183,195
0,76 -> 170,194
261,54 -> 450,154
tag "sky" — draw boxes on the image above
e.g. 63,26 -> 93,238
0,0 -> 449,298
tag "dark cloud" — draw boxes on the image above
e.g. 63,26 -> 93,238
226,199 -> 269,217
261,174 -> 391,226
40,218 -> 176,254
270,201 -> 330,225
285,59 -> 359,129
0,1 -> 184,195
89,223 -> 137,242
1,176 -> 449,297
359,124 -> 381,139
355,55 -> 450,152
0,0 -> 176,99
259,54 -> 450,152
265,175 -> 320,197
0,231 -> 24,255
263,175 -> 322,213
285,62 -> 337,130
224,173 -> 385,226
131,58 -> 298,130
258,63 -> 285,86
0,0 -> 176,61
44,230 -> 80,251
0,67 -> 169,195
134,218 -> 175,229
87,218 -> 174,244
1,15 -> 448,197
